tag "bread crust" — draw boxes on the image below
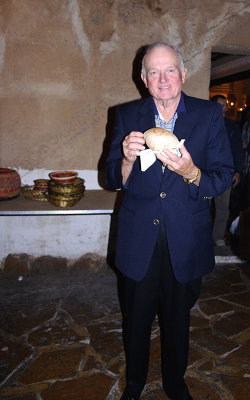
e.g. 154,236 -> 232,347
144,127 -> 180,152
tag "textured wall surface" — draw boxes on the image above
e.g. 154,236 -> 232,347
0,0 -> 250,176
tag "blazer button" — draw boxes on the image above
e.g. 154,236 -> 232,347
160,192 -> 166,198
153,219 -> 159,225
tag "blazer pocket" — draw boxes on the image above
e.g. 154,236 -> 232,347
191,208 -> 212,233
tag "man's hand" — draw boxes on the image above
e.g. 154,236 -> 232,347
122,131 -> 145,184
232,172 -> 241,188
122,131 -> 145,164
156,144 -> 200,185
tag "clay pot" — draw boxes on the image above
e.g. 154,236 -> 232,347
0,168 -> 21,200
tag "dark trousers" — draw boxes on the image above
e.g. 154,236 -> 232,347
121,220 -> 201,399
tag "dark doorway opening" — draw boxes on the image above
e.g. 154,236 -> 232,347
209,52 -> 250,122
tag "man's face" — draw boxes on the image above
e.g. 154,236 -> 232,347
141,46 -> 187,104
217,98 -> 228,117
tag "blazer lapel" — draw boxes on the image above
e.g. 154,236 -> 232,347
137,97 -> 155,132
174,111 -> 197,142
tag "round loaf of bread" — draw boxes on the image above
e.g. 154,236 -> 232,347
144,127 -> 180,152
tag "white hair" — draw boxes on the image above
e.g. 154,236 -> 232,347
141,42 -> 185,76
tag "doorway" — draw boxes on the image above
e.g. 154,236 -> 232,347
209,52 -> 250,123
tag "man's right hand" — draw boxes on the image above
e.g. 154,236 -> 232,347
122,131 -> 145,164
121,131 -> 145,185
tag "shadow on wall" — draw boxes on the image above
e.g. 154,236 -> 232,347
97,44 -> 151,269
97,105 -> 116,189
132,44 -> 151,98
98,44 -> 151,189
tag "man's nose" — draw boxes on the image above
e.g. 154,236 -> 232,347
159,71 -> 167,82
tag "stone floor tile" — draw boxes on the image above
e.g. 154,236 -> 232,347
200,265 -> 245,298
0,394 -> 37,400
198,298 -> 235,316
221,290 -> 250,308
213,310 -> 249,337
61,272 -> 120,320
219,374 -> 250,399
198,359 -> 215,372
0,336 -> 33,383
41,373 -> 116,400
222,339 -> 250,372
199,359 -> 238,375
190,327 -> 238,356
117,369 -> 126,396
185,376 -> 221,400
234,327 -> 250,345
62,302 -> 103,324
188,345 -> 204,366
0,383 -> 49,398
0,305 -> 56,337
141,384 -> 166,399
83,355 -> 103,372
190,314 -> 209,329
87,320 -> 123,363
18,347 -> 86,385
27,315 -> 88,349
107,354 -> 125,376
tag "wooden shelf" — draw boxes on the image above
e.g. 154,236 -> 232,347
0,190 -> 117,216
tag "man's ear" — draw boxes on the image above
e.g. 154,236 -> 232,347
141,73 -> 148,88
182,67 -> 187,84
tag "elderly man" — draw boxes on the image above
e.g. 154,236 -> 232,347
105,42 -> 233,400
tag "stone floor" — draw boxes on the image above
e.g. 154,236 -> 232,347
0,247 -> 249,400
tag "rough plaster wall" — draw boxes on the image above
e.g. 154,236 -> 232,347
0,0 -> 249,173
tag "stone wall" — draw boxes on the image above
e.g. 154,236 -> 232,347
0,0 -> 250,178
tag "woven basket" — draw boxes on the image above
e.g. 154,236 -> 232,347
48,178 -> 85,195
0,168 -> 21,199
34,179 -> 49,191
47,177 -> 85,207
21,185 -> 48,201
47,193 -> 84,207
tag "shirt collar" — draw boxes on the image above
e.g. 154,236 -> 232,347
151,91 -> 186,115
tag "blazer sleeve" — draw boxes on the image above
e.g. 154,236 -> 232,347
197,103 -> 234,200
105,106 -> 126,191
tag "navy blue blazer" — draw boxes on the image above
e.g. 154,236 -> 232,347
106,93 -> 234,283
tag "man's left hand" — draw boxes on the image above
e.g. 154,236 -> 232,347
156,144 -> 198,180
